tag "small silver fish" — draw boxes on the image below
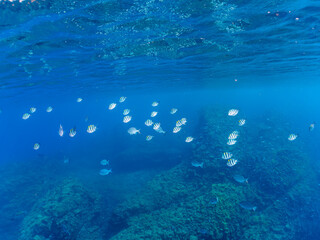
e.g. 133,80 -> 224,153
100,159 -> 109,166
239,201 -> 257,211
145,119 -> 153,126
222,152 -> 232,160
22,113 -> 30,120
77,98 -> 83,103
152,102 -> 159,107
155,127 -> 166,134
99,169 -> 112,176
227,158 -> 238,167
146,135 -> 154,141
123,109 -> 130,115
228,131 -> 239,140
173,126 -> 181,133
128,127 -> 140,135
209,197 -> 219,205
123,116 -> 132,123
181,118 -> 187,125
59,124 -> 64,137
191,161 -> 203,168
239,119 -> 246,126
233,175 -> 248,183
185,137 -> 194,143
46,106 -> 53,113
151,111 -> 158,117
288,134 -> 297,141
227,139 -> 237,145
33,143 -> 40,150
87,125 -> 97,133
109,103 -> 116,110
153,123 -> 160,130
228,109 -> 239,116
309,123 -> 315,132
170,108 -> 178,114
69,128 -> 76,137
119,96 -> 126,103
30,107 -> 36,113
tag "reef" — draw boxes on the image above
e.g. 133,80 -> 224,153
19,178 -> 104,240
108,108 -> 320,239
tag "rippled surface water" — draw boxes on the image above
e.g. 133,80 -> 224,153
0,0 -> 320,96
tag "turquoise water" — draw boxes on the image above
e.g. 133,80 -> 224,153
0,0 -> 320,239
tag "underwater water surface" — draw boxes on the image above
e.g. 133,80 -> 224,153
0,0 -> 320,239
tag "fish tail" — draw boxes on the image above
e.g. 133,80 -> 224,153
200,162 -> 204,168
246,179 -> 249,184
253,207 -> 257,211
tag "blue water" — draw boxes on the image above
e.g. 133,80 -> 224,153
1,0 -> 320,239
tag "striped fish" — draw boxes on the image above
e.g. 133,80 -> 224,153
222,152 -> 232,160
227,158 -> 238,167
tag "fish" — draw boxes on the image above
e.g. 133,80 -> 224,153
209,197 -> 219,205
146,135 -> 154,141
233,175 -> 248,183
228,131 -> 239,140
176,120 -> 183,127
33,143 -> 40,150
123,116 -> 132,123
222,152 -> 232,160
228,109 -> 239,116
309,123 -> 315,131
59,124 -> 64,137
119,96 -> 126,103
173,126 -> 181,133
22,113 -> 30,120
145,119 -> 153,126
77,98 -> 83,103
185,137 -> 194,143
227,139 -> 237,145
69,128 -> 76,137
109,103 -> 116,110
100,159 -> 109,166
123,109 -> 130,115
170,108 -> 178,114
176,118 -> 187,127
227,158 -> 238,167
128,127 -> 140,135
87,125 -> 97,133
30,107 -> 36,113
155,127 -> 166,134
288,134 -> 298,141
239,119 -> 246,126
152,102 -> 159,107
63,156 -> 69,164
151,111 -> 158,117
46,106 -> 53,113
153,123 -> 160,130
99,169 -> 112,176
239,201 -> 257,211
191,161 -> 203,168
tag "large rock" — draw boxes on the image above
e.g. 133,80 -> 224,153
19,178 -> 103,240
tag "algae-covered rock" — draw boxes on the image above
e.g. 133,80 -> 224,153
19,178 -> 103,240
108,107 -> 320,239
